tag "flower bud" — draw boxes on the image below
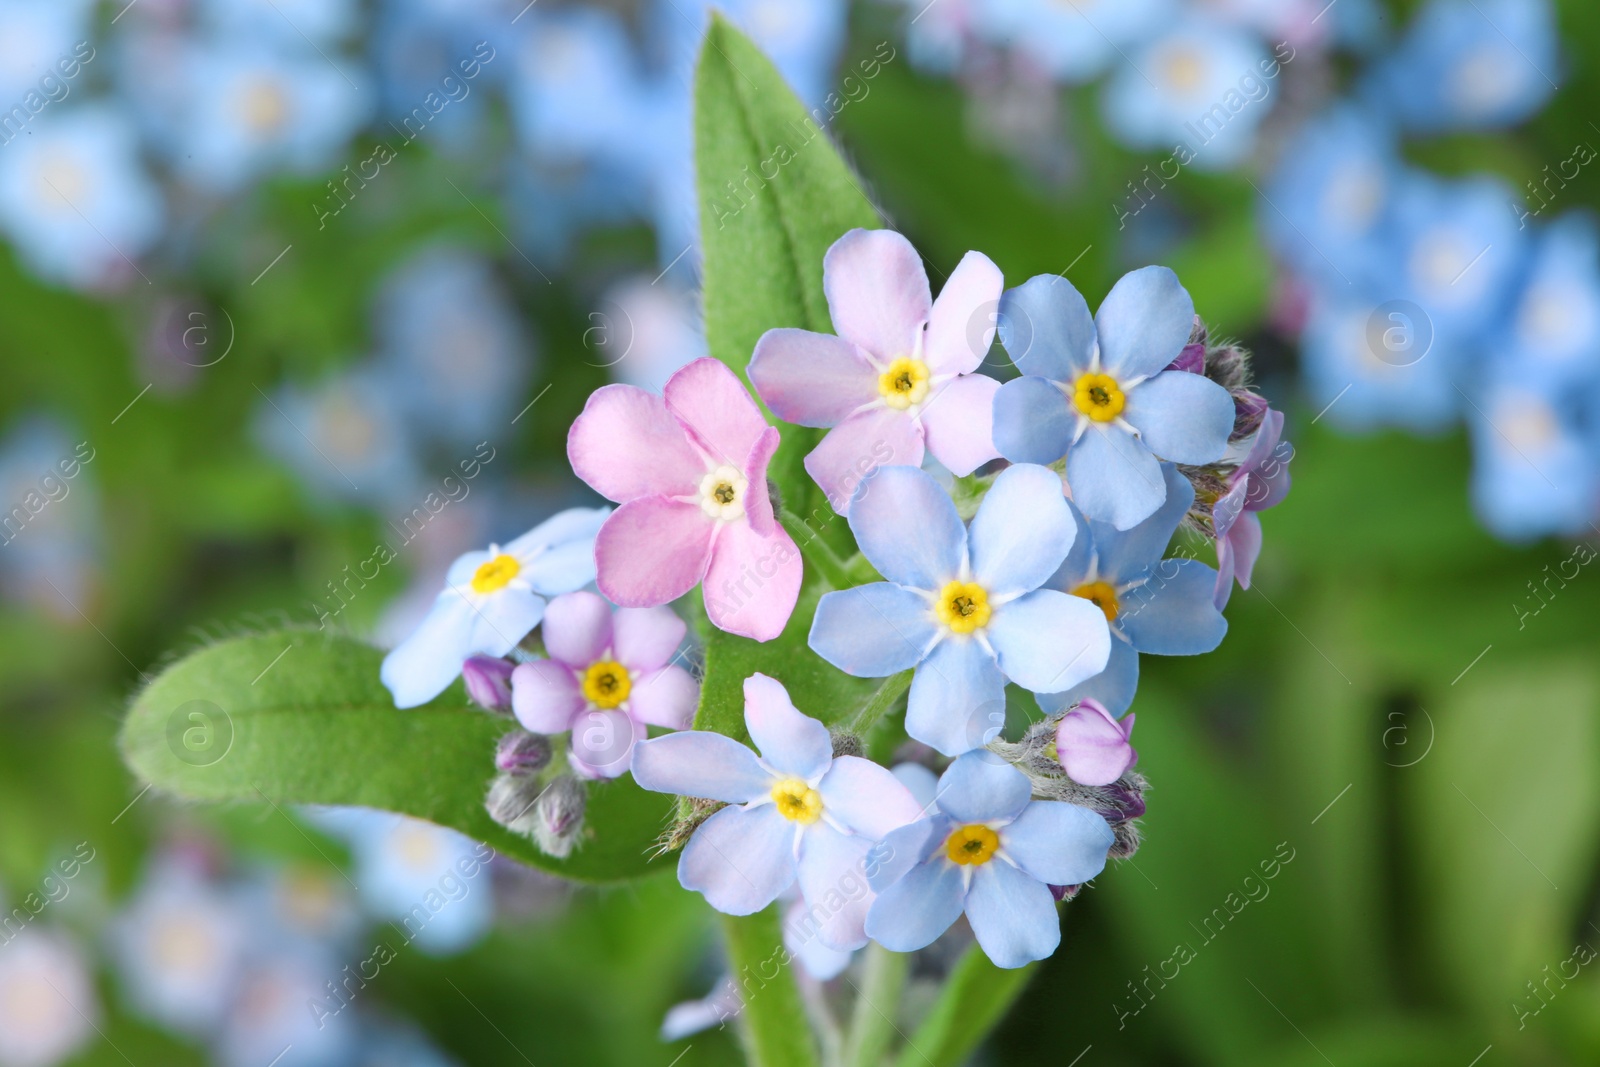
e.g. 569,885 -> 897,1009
463,656 -> 516,713
485,773 -> 543,836
1050,883 -> 1082,902
495,729 -> 551,777
830,730 -> 863,759
1166,343 -> 1205,375
1055,700 -> 1137,786
1230,390 -> 1270,440
532,775 -> 587,859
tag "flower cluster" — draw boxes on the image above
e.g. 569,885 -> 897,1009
381,226 -> 1287,969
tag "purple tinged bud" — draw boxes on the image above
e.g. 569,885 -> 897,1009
533,776 -> 587,859
1050,884 -> 1082,902
1095,782 -> 1147,822
463,656 -> 516,713
496,730 -> 552,776
485,774 -> 543,836
1231,390 -> 1270,440
1166,343 -> 1206,375
1055,700 -> 1137,787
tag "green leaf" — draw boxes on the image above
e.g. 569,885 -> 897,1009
694,12 -> 879,515
118,630 -> 673,883
721,908 -> 821,1067
893,945 -> 1035,1067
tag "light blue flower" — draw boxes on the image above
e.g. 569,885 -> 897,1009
158,39 -> 370,193
1297,293 -> 1461,434
973,0 -> 1170,85
0,416 -> 100,616
652,0 -> 848,110
1101,16 -> 1273,169
372,245 -> 533,447
0,104 -> 163,289
217,939 -> 357,1067
992,269 -> 1235,530
0,0 -> 95,105
197,0 -> 359,47
380,507 -> 608,708
1491,213 -> 1600,389
308,808 -> 497,956
1363,0 -> 1557,133
809,464 -> 1111,757
370,0 -> 502,155
864,753 -> 1114,968
632,674 -> 925,950
1467,371 -> 1599,542
252,364 -> 423,510
1037,464 -> 1226,716
1261,103 -> 1401,294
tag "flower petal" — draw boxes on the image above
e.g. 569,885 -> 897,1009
964,860 -> 1059,969
612,606 -> 688,673
925,250 -> 1004,375
1065,425 -> 1165,531
823,229 -> 932,361
905,639 -> 1007,757
988,589 -> 1111,694
702,520 -> 802,642
465,589 -> 547,659
743,673 -> 833,779
1053,704 -> 1136,787
505,506 -> 611,559
818,756 -> 925,839
540,591 -> 613,668
380,594 -> 476,708
519,539 -> 600,596
629,665 -> 698,729
969,462 -> 1076,598
992,376 -> 1075,465
663,357 -> 771,470
934,751 -> 1032,824
997,274 -> 1096,381
1226,511 -> 1263,591
567,384 -> 704,501
784,898 -> 855,980
568,707 -> 640,778
741,427 -> 781,538
865,819 -> 944,891
678,803 -> 796,915
1122,371 -> 1234,464
594,497 -> 714,608
749,328 -> 877,428
920,373 -> 1001,477
1093,266 -> 1195,381
1000,801 -> 1115,886
1039,635 -> 1141,718
1089,464 -> 1193,583
796,823 -> 877,950
863,860 -> 965,953
1116,558 -> 1228,656
847,465 -> 964,591
809,583 -> 937,678
630,731 -> 772,803
510,659 -> 584,734
804,407 -> 925,515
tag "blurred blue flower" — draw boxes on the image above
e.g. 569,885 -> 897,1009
0,0 -> 95,104
0,926 -> 97,1067
1363,0 -> 1557,133
1038,464 -> 1227,716
598,275 -> 707,392
1299,294 -> 1462,434
0,416 -> 101,618
370,0 -> 503,155
197,0 -> 360,47
1467,373 -> 1599,542
1101,16 -> 1275,170
253,364 -> 423,510
0,104 -> 163,289
974,0 -> 1170,84
217,940 -> 358,1067
1261,104 -> 1402,294
372,245 -> 533,447
1491,213 -> 1600,390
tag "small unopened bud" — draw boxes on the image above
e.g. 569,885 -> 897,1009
485,773 -> 543,836
532,775 -> 587,859
1231,390 -> 1269,440
1050,883 -> 1082,902
1166,343 -> 1205,375
496,729 -> 551,776
830,730 -> 863,759
463,656 -> 516,713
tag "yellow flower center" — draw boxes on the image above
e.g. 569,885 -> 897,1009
935,581 -> 991,635
1073,373 -> 1126,423
771,778 -> 823,824
470,553 -> 521,594
878,357 -> 931,410
945,824 -> 1000,866
581,660 -> 632,709
1072,580 -> 1120,622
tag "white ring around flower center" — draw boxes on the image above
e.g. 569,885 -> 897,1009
699,465 -> 748,521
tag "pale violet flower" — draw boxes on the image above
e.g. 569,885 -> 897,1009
510,591 -> 698,779
631,674 -> 924,951
992,268 -> 1235,530
1214,409 -> 1292,608
380,507 -> 609,708
750,229 -> 1003,512
865,753 -> 1113,968
809,464 -> 1111,757
0,928 -> 97,1067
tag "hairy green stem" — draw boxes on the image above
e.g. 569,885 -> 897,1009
847,670 -> 914,736
720,909 -> 822,1067
893,945 -> 1036,1067
780,509 -> 854,591
842,943 -> 910,1067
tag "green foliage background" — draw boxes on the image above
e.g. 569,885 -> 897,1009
5,2 -> 1600,1064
